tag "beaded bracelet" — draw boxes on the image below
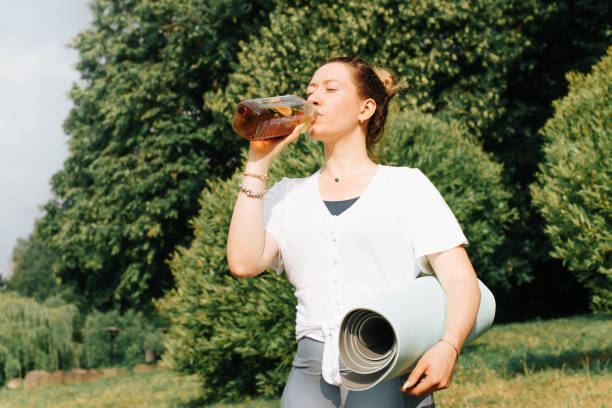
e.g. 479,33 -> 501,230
243,172 -> 269,182
239,184 -> 267,199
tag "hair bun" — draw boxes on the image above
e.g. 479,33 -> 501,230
373,66 -> 400,98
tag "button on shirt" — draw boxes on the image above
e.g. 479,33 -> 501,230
263,164 -> 468,385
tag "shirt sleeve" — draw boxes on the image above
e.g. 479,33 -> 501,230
406,168 -> 469,275
264,177 -> 288,274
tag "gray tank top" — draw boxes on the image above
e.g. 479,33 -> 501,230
323,197 -> 360,216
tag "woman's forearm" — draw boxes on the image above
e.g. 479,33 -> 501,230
226,157 -> 271,277
427,246 -> 481,352
441,275 -> 481,352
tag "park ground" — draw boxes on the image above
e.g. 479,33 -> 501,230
1,314 -> 610,408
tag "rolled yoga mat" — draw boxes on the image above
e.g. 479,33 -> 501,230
338,276 -> 495,391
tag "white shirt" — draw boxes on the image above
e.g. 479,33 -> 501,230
263,164 -> 468,385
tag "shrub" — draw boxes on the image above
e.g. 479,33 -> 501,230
379,110 -> 518,285
201,0 -> 557,287
0,293 -> 78,385
530,46 -> 612,313
82,309 -> 165,368
156,108 -> 515,402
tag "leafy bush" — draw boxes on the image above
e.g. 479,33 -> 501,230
201,0 -> 563,287
530,46 -> 612,313
379,111 -> 518,286
0,293 -> 78,385
82,309 -> 165,368
157,108 -> 515,402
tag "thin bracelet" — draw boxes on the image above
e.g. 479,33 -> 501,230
439,338 -> 460,357
243,172 -> 269,182
239,184 -> 267,199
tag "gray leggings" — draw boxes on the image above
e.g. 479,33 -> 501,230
280,338 -> 435,408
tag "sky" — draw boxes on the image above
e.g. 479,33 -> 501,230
0,1 -> 93,278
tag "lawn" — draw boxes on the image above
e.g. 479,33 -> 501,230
1,314 -> 610,408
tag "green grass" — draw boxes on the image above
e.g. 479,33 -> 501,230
0,370 -> 203,408
1,314 -> 610,407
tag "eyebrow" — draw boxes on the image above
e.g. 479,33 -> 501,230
307,79 -> 341,89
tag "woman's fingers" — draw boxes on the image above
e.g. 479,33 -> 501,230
406,373 -> 439,396
282,123 -> 304,145
401,358 -> 427,393
402,343 -> 457,396
249,124 -> 304,159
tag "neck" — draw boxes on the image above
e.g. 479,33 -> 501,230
321,127 -> 376,177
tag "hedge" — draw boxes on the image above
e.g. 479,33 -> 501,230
531,46 -> 612,313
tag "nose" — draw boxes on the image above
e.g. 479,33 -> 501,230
307,89 -> 322,106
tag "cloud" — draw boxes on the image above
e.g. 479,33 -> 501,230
0,1 -> 92,275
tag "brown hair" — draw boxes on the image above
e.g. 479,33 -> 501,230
324,57 -> 402,158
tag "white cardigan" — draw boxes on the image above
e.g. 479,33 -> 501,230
264,164 -> 468,385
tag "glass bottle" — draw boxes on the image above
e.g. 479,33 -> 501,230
232,95 -> 318,141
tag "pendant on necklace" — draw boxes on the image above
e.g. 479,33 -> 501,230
335,177 -> 339,182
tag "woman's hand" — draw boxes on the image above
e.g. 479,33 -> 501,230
248,124 -> 304,164
401,340 -> 458,396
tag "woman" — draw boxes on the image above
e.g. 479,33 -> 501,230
226,57 -> 481,408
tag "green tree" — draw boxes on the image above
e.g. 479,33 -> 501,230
7,231 -> 63,303
36,0 -> 275,311
531,46 -> 612,313
0,293 -> 78,385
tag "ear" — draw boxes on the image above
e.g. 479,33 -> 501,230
357,98 -> 376,123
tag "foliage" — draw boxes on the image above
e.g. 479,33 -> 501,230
484,1 -> 612,312
27,0 -> 610,315
82,309 -> 166,368
207,0 -> 556,138
379,110 -> 518,286
202,0 -> 593,286
530,46 -> 612,313
7,231 -> 74,304
483,0 -> 612,178
35,0 -> 276,310
0,293 -> 78,385
156,143 -> 320,403
156,107 -> 515,402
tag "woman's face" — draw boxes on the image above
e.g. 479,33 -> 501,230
306,62 -> 370,142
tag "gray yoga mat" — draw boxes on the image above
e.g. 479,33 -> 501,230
338,276 -> 495,391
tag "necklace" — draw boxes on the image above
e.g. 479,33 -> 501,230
323,165 -> 377,183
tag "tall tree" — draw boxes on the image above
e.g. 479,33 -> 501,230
36,0 -> 275,310
8,231 -> 61,303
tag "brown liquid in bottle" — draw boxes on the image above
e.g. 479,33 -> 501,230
232,96 -> 314,141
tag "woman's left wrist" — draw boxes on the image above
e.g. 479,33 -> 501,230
438,338 -> 460,357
